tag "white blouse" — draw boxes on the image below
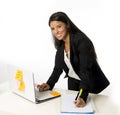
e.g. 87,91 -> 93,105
64,50 -> 80,81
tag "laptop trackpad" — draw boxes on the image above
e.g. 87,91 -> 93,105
35,90 -> 56,100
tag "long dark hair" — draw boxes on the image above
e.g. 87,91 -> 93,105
48,11 -> 97,58
49,12 -> 88,47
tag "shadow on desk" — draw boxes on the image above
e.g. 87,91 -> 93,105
92,94 -> 120,115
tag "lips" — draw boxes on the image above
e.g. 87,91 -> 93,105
56,33 -> 62,37
56,34 -> 62,39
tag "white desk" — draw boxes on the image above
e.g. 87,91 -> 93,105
0,82 -> 119,115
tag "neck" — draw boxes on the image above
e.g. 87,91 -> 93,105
63,33 -> 70,44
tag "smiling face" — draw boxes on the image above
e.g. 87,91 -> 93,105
50,21 -> 69,41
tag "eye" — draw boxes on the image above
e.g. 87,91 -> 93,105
51,27 -> 54,31
57,25 -> 62,28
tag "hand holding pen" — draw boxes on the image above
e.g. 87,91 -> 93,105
74,88 -> 86,107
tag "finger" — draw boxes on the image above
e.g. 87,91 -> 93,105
37,83 -> 44,89
37,84 -> 40,88
38,84 -> 45,92
41,83 -> 47,88
74,99 -> 85,108
75,103 -> 84,107
76,102 -> 85,107
43,85 -> 50,91
74,100 -> 77,104
38,87 -> 44,92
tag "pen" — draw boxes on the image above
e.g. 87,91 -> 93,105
75,88 -> 83,100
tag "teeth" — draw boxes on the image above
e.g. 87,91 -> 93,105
57,34 -> 61,37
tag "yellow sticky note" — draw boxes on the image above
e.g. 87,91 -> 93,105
15,70 -> 23,81
18,81 -> 25,91
15,70 -> 25,91
50,91 -> 61,96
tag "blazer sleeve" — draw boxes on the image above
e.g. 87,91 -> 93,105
46,47 -> 63,90
76,38 -> 96,102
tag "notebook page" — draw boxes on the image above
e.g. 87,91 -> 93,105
61,94 -> 94,114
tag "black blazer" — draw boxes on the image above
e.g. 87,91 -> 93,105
47,33 -> 110,95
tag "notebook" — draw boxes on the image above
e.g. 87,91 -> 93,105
61,94 -> 95,114
10,68 -> 61,103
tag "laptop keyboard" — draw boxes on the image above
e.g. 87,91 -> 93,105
35,90 -> 54,100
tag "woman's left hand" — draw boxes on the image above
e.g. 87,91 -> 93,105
74,98 -> 86,107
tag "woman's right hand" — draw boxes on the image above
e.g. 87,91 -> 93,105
74,98 -> 86,107
37,83 -> 50,92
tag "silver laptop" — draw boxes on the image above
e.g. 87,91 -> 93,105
10,68 -> 61,103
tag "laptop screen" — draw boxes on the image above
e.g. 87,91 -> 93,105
9,66 -> 61,103
10,68 -> 36,103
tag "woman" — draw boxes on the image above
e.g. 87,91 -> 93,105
37,12 -> 110,107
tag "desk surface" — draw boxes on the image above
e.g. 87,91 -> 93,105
0,82 -> 119,115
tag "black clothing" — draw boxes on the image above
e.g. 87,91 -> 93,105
47,33 -> 110,102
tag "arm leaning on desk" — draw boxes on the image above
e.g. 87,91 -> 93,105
0,83 -> 119,115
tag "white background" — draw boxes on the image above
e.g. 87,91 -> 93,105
0,0 -> 120,107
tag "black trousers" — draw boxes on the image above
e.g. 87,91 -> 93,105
68,77 -> 89,102
68,77 -> 80,91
